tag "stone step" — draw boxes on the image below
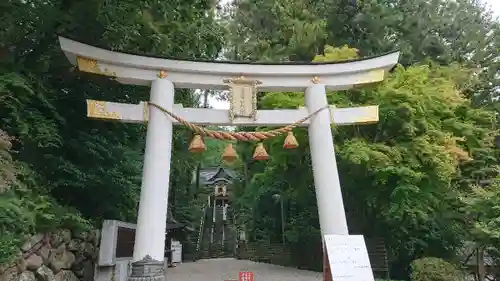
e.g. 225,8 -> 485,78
197,207 -> 237,259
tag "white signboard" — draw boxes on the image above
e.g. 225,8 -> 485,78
171,240 -> 183,263
324,234 -> 374,281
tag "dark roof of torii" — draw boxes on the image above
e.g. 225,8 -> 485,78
57,34 -> 399,66
199,167 -> 236,185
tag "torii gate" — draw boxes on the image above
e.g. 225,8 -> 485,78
58,37 -> 399,281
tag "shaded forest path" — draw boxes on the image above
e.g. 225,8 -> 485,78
165,258 -> 322,281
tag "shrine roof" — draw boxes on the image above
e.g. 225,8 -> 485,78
199,167 -> 236,185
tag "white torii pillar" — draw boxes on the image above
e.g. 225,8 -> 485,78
134,78 -> 174,262
306,83 -> 349,236
306,83 -> 348,281
126,78 -> 176,281
58,36 -> 399,281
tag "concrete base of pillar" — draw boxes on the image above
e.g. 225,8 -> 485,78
128,255 -> 165,281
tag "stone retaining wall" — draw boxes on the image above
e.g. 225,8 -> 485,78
236,242 -> 292,267
0,229 -> 99,281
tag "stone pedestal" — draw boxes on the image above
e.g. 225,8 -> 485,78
128,256 -> 164,281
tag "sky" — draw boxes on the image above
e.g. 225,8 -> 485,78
485,0 -> 500,17
208,0 -> 499,110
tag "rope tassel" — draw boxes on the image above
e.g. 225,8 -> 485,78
146,102 -> 329,161
222,143 -> 238,163
283,131 -> 298,149
253,143 -> 269,161
188,134 -> 205,153
147,101 -> 329,142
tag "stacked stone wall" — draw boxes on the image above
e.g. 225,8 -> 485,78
0,230 -> 99,281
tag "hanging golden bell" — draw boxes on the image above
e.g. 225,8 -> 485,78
283,131 -> 298,149
222,143 -> 238,163
188,134 -> 206,153
253,143 -> 269,161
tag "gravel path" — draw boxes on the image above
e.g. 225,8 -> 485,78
165,258 -> 322,281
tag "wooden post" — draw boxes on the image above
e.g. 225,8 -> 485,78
323,245 -> 332,281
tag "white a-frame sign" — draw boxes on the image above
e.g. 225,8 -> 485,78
59,37 -> 399,281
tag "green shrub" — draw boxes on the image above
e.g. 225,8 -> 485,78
410,257 -> 466,281
0,129 -> 16,192
0,129 -> 91,265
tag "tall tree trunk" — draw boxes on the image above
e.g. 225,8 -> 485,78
477,246 -> 486,281
203,90 -> 210,108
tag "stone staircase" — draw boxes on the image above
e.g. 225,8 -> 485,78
198,205 -> 236,259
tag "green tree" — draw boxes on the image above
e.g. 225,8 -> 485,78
226,0 -> 499,106
225,0 -> 499,277
0,0 -> 225,263
460,177 -> 500,280
232,46 -> 497,278
328,0 -> 500,108
222,0 -> 327,61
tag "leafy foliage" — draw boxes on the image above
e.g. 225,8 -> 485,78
226,0 -> 500,106
223,0 -> 499,278
222,0 -> 328,61
460,178 -> 500,262
0,128 -> 91,265
0,0 -> 224,264
231,44 -> 498,277
326,0 -> 500,109
0,130 -> 16,192
410,257 -> 466,281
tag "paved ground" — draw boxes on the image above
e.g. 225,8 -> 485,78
166,258 -> 322,281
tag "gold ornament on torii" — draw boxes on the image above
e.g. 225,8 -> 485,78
223,76 -> 261,122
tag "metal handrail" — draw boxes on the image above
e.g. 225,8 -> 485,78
195,205 -> 207,260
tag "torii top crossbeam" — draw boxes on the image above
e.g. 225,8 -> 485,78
59,37 -> 399,91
